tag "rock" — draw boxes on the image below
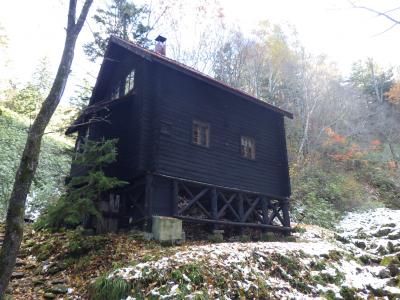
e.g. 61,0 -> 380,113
32,279 -> 45,286
47,284 -> 68,294
11,272 -> 24,279
334,234 -> 350,244
388,264 -> 400,277
45,263 -> 64,275
354,241 -> 366,249
43,293 -> 56,299
355,231 -> 368,239
377,245 -> 389,255
388,231 -> 400,240
388,241 -> 396,254
15,259 -> 25,267
358,255 -> 371,265
374,228 -> 393,237
383,223 -> 397,228
378,268 -> 391,279
51,278 -> 66,285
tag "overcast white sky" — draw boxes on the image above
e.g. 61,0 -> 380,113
1,0 -> 400,102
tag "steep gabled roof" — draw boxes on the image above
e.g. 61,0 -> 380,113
101,36 -> 293,119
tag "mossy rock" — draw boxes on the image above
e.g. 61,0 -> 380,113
383,223 -> 397,228
43,293 -> 56,299
381,255 -> 400,267
354,241 -> 366,249
334,234 -> 350,244
47,284 -> 68,294
374,228 -> 393,237
388,231 -> 400,240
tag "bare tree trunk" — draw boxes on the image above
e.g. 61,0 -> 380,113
0,0 -> 92,297
385,136 -> 399,169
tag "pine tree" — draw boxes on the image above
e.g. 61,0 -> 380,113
37,138 -> 127,229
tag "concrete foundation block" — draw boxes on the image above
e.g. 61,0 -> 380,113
152,216 -> 183,242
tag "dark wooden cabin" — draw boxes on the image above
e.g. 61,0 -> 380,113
66,36 -> 293,234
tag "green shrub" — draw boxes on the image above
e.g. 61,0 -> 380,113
64,228 -> 108,257
291,165 -> 369,228
89,275 -> 132,300
356,165 -> 400,209
35,138 -> 127,230
0,108 -> 72,220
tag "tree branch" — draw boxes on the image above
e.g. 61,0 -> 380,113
68,0 -> 77,30
349,1 -> 400,25
75,0 -> 94,34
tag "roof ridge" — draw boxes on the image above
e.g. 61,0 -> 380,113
109,36 -> 293,119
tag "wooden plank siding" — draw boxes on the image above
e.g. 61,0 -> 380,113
71,41 -> 291,199
151,64 -> 291,197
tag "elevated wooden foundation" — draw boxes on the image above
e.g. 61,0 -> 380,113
100,173 -> 291,234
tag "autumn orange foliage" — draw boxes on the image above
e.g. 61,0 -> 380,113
324,127 -> 346,144
385,82 -> 400,104
323,128 -> 382,162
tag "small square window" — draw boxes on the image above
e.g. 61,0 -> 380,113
192,120 -> 209,147
241,136 -> 255,159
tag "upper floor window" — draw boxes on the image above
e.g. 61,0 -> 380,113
110,69 -> 135,100
124,69 -> 135,95
192,120 -> 209,147
241,136 -> 255,159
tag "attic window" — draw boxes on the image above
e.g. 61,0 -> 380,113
124,69 -> 135,95
192,120 -> 209,147
241,136 -> 255,160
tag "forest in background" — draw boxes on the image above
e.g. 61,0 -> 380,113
0,0 -> 399,228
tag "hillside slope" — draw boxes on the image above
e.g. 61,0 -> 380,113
0,107 -> 72,219
4,208 -> 400,299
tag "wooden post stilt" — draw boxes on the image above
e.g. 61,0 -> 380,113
211,187 -> 218,231
281,197 -> 291,235
171,180 -> 178,216
144,174 -> 153,232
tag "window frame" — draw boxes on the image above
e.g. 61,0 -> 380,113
124,69 -> 135,95
240,135 -> 256,160
192,120 -> 210,148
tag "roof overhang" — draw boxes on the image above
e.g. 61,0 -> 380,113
105,36 -> 293,119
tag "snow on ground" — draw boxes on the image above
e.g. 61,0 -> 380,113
107,208 -> 400,299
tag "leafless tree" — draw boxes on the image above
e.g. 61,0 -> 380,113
0,0 -> 93,297
349,1 -> 400,34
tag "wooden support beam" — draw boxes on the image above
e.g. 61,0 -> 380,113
281,198 -> 291,231
242,196 -> 260,222
238,193 -> 244,222
195,200 -> 213,219
218,193 -> 239,221
171,180 -> 178,216
180,182 -> 194,199
178,188 -> 209,215
175,216 -> 291,232
211,187 -> 218,220
144,174 -> 153,231
261,197 -> 268,224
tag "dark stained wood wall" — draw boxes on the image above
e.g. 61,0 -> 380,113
73,44 -> 291,199
151,64 -> 291,198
